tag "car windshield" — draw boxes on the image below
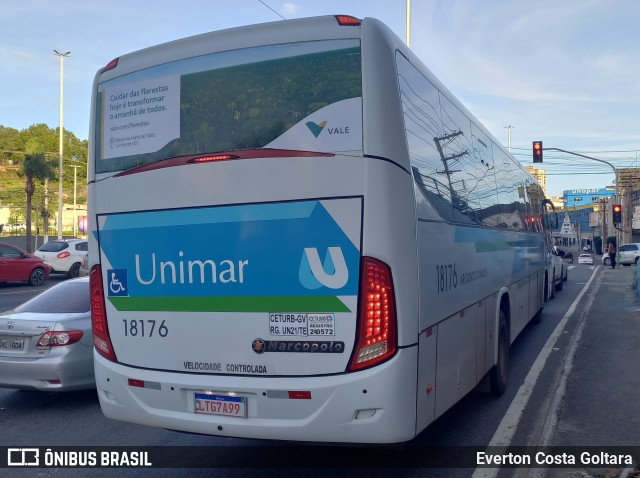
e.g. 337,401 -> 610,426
14,280 -> 89,313
38,241 -> 69,253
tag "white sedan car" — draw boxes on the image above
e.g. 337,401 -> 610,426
577,253 -> 594,265
546,247 -> 567,301
0,277 -> 94,391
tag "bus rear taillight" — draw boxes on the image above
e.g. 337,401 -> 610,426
101,58 -> 119,74
335,15 -> 361,26
188,154 -> 239,163
349,257 -> 397,371
90,264 -> 118,362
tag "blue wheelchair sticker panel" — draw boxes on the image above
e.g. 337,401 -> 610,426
98,199 -> 362,312
107,269 -> 128,296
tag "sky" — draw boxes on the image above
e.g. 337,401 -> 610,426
1,0 -> 639,198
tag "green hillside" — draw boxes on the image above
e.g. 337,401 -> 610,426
0,124 -> 88,224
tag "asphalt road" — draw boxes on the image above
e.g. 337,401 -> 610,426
0,265 -> 609,478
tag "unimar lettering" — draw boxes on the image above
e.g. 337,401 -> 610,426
135,251 -> 248,285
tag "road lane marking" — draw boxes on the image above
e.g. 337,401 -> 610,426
471,267 -> 600,478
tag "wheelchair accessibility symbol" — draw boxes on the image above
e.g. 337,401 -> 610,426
107,269 -> 128,296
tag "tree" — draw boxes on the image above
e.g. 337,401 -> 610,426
1,123 -> 89,232
0,125 -> 24,162
20,153 -> 56,252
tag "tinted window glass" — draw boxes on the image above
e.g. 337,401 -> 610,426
38,241 -> 69,253
397,53 -> 542,229
15,280 -> 90,313
0,244 -> 22,258
95,40 -> 362,173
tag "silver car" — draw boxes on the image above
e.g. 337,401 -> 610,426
0,277 -> 93,391
603,243 -> 640,266
618,243 -> 640,266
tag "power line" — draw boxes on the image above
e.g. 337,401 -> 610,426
511,146 -> 640,153
257,0 -> 286,20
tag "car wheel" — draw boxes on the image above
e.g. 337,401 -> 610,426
68,263 -> 81,279
490,310 -> 509,396
29,268 -> 46,286
543,272 -> 551,302
555,276 -> 563,291
635,257 -> 639,266
603,257 -> 611,266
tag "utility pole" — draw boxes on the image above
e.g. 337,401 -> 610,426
43,180 -> 49,243
406,0 -> 411,46
54,50 -> 70,239
504,125 -> 513,152
72,165 -> 81,237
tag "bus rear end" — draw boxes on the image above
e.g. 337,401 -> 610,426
88,16 -> 420,444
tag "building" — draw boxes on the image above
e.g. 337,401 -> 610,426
0,203 -> 87,237
563,187 -> 615,208
526,166 -> 546,194
552,203 -> 594,250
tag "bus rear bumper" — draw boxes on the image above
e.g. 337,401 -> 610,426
94,347 -> 418,444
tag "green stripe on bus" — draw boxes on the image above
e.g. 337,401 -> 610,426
476,242 -> 515,252
108,296 -> 351,313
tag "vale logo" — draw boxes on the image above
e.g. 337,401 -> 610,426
306,121 -> 328,138
299,247 -> 348,290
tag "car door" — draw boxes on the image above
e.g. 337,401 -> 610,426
619,244 -> 638,264
74,241 -> 89,259
0,244 -> 26,282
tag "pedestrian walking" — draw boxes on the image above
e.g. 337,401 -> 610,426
608,241 -> 617,269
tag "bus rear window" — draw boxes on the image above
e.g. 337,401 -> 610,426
95,39 -> 362,174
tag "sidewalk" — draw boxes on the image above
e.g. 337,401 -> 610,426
546,264 -> 640,478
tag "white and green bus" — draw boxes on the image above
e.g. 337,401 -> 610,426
88,15 -> 551,444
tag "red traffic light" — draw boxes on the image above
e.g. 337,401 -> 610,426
612,204 -> 622,224
532,141 -> 543,163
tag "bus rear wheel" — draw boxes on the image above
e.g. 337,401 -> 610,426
490,311 -> 509,396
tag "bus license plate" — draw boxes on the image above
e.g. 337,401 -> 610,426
0,336 -> 24,351
194,393 -> 247,418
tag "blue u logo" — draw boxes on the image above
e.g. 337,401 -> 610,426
299,247 -> 348,290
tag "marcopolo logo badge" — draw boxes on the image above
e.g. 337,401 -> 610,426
251,338 -> 344,354
107,269 -> 128,297
252,338 -> 266,354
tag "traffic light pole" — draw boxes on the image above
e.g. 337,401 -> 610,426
543,148 -> 620,247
